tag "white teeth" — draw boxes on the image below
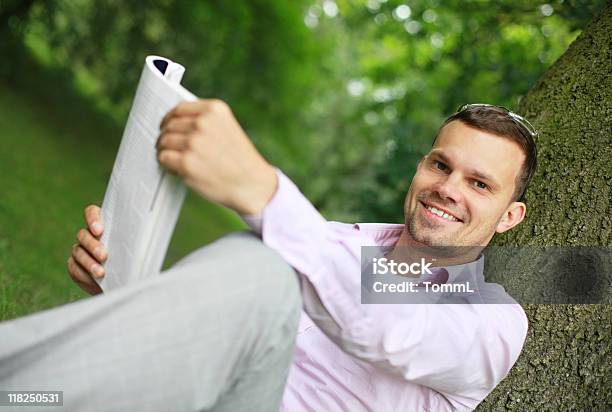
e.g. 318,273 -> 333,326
426,205 -> 458,222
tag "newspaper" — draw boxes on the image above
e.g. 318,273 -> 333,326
97,56 -> 197,291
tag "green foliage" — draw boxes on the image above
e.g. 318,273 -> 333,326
9,0 -> 323,167
297,0 -> 606,222
2,0 -> 605,224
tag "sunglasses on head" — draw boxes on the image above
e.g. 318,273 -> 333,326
457,103 -> 539,138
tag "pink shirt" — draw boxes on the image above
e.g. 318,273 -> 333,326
244,170 -> 528,411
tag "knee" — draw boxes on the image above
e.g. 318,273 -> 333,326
169,231 -> 301,316
221,232 -> 302,317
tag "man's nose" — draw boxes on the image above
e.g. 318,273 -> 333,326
432,174 -> 463,203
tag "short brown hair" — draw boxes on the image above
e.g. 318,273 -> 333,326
439,105 -> 538,202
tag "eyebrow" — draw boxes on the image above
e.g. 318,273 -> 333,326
429,150 -> 500,190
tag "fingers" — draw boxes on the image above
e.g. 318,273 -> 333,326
160,101 -> 206,129
67,257 -> 103,295
160,99 -> 229,129
72,243 -> 105,278
160,117 -> 196,134
68,203 -> 106,295
76,228 -> 107,262
84,204 -> 104,237
156,132 -> 190,152
158,150 -> 184,174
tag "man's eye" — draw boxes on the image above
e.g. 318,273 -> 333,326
474,180 -> 488,190
435,161 -> 448,171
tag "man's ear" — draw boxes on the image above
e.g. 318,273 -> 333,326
496,201 -> 526,233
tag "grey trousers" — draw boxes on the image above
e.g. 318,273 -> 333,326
0,232 -> 302,411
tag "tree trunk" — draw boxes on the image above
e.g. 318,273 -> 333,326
479,3 -> 611,410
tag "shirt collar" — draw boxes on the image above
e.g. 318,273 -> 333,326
352,223 -> 404,246
354,222 -> 485,284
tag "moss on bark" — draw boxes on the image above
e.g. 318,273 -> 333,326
478,4 -> 611,410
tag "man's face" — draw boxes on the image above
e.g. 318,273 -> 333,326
404,120 -> 526,248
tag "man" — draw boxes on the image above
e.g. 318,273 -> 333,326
1,102 -> 536,411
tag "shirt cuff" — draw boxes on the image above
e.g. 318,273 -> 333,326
238,167 -> 287,235
240,213 -> 263,235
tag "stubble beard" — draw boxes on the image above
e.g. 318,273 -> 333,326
405,199 -> 499,251
407,210 -> 461,248
405,192 -> 466,248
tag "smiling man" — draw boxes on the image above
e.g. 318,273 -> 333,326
403,111 -> 533,250
1,103 -> 537,411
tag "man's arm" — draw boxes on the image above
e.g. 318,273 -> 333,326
156,99 -> 278,216
67,99 -> 277,294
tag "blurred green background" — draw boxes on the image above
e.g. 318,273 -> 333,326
0,0 -> 606,331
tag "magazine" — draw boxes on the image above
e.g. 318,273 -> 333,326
97,56 -> 196,291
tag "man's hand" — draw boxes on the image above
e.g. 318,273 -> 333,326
66,205 -> 106,295
157,99 -> 278,216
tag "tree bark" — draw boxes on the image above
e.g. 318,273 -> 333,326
479,3 -> 611,410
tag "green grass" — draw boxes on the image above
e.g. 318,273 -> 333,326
0,63 -> 245,322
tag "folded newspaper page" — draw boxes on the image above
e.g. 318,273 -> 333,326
98,56 -> 197,291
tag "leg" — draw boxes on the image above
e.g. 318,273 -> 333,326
0,232 -> 301,411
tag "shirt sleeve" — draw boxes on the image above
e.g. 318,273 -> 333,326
256,168 -> 529,404
240,214 -> 263,235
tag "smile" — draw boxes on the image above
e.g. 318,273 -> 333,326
421,202 -> 462,223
